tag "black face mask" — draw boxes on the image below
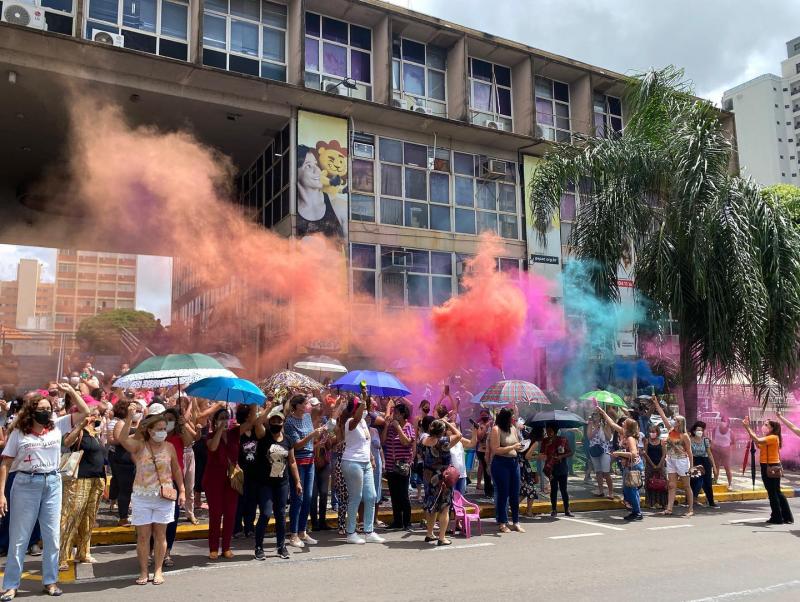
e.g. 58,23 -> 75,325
94,420 -> 102,428
33,410 -> 51,426
269,424 -> 283,434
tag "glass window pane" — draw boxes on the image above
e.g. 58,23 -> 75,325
402,38 -> 425,64
470,58 -> 492,82
535,77 -> 552,99
405,168 -> 427,200
203,13 -> 226,49
471,81 -> 492,111
403,143 -> 427,168
555,103 -> 569,118
428,70 -> 445,101
305,11 -> 320,36
305,37 -> 319,71
161,38 -> 188,60
476,180 -> 496,210
427,45 -> 446,70
161,1 -> 187,38
610,117 -> 623,132
536,97 -> 553,118
206,0 -> 227,12
383,272 -> 404,307
494,65 -> 511,87
392,36 -> 401,59
405,202 -> 429,228
262,1 -> 286,27
42,0 -> 72,10
203,47 -> 227,68
453,152 -> 474,175
353,271 -> 375,300
454,209 -> 476,234
554,81 -> 569,102
429,172 -> 449,204
407,274 -> 430,307
123,0 -> 156,32
351,50 -> 371,83
497,88 -> 512,116
432,148 -> 450,172
409,251 -> 430,273
352,159 -> 374,193
380,138 -> 403,163
432,277 -> 452,305
431,252 -> 452,275
430,205 -> 451,231
351,243 -> 376,269
229,53 -> 259,75
89,0 -> 118,22
556,117 -> 570,130
455,176 -> 473,206
498,183 -> 516,212
402,63 -> 425,96
350,24 -> 371,50
556,129 -> 571,143
380,164 -> 402,196
608,96 -> 622,116
392,60 -> 400,90
381,197 -> 403,225
262,27 -> 285,62
499,214 -> 518,239
231,20 -> 259,56
561,223 -> 572,245
560,192 -> 576,220
351,194 -> 375,222
477,211 -> 498,234
261,61 -> 285,81
322,42 -> 347,77
321,16 -> 347,43
230,0 -> 259,19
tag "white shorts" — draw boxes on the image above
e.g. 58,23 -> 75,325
665,456 -> 690,477
130,493 -> 175,526
590,453 -> 611,473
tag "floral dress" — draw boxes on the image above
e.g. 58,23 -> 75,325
518,453 -> 539,501
422,436 -> 453,514
332,439 -> 348,532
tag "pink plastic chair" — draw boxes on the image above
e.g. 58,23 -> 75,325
451,490 -> 482,538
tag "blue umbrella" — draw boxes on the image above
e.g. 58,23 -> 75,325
185,376 -> 265,405
332,370 -> 411,397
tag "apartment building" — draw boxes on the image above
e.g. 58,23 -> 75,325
0,0 -> 721,372
722,36 -> 800,186
0,259 -> 54,330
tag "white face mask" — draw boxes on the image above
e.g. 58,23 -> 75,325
166,420 -> 176,433
694,429 -> 703,437
133,412 -> 143,422
150,430 -> 168,443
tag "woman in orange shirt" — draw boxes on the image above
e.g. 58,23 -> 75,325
743,417 -> 793,525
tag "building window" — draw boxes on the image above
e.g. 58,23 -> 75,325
351,243 -> 377,302
468,58 -> 512,130
304,12 -> 372,100
39,0 -> 75,35
593,93 -> 623,137
796,63 -> 800,75
559,183 -> 577,258
378,248 -> 453,307
391,36 -> 447,117
85,0 -> 189,61
351,132 -> 376,222
536,76 -> 571,142
239,122 -> 291,228
792,82 -> 800,95
202,0 -> 287,81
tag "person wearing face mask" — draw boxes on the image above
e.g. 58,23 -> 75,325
110,400 -> 145,527
161,407 -> 196,567
652,400 -> 694,517
475,409 -> 494,498
743,417 -> 793,525
410,401 -> 431,502
0,383 -> 89,600
688,421 -> 718,508
236,403 -> 272,544
116,406 -> 185,586
711,416 -> 735,491
643,424 -> 667,510
58,407 -> 106,571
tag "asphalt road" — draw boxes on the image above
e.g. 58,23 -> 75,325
34,498 -> 800,601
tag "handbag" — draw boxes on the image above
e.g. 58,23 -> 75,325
392,460 -> 411,476
148,444 -> 178,502
647,475 -> 668,492
624,469 -> 643,489
766,464 -> 784,479
228,461 -> 244,495
588,444 -> 605,458
59,449 -> 83,480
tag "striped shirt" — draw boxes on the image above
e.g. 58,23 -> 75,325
383,422 -> 415,471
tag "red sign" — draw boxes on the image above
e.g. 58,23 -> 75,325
617,279 -> 634,288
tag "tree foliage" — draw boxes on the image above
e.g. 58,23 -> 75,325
76,309 -> 158,353
530,67 -> 800,423
763,184 -> 800,226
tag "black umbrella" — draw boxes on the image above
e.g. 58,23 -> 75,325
750,441 -> 757,490
526,409 -> 587,430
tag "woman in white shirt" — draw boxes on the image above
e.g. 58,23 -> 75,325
0,383 -> 89,600
340,396 -> 385,545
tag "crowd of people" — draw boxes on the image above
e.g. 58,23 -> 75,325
0,363 -> 796,598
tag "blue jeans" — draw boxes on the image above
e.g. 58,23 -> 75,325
0,471 -> 40,552
3,472 -> 61,590
623,460 -> 644,516
372,454 -> 383,503
341,460 -> 375,535
491,455 -> 520,525
289,463 -> 315,534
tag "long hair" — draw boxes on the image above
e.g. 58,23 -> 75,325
766,420 -> 783,448
672,415 -> 687,434
623,418 -> 639,438
495,408 -> 513,433
163,408 -> 183,437
13,395 -> 54,434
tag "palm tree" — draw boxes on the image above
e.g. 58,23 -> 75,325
529,67 -> 800,424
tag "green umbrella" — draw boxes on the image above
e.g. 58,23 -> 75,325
580,390 -> 627,408
113,353 -> 235,388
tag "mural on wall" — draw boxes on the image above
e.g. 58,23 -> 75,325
296,110 -> 349,240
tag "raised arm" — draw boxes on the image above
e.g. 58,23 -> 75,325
117,404 -> 143,454
742,416 -> 768,444
597,406 -> 623,434
59,382 -> 89,424
777,412 -> 800,438
446,420 -> 462,445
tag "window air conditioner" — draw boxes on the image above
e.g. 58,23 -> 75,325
481,159 -> 506,180
485,119 -> 505,131
92,29 -> 124,47
322,79 -> 348,96
2,1 -> 47,30
392,98 -> 408,109
380,250 -> 411,273
414,105 -> 433,115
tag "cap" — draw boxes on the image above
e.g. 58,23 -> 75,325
267,406 -> 285,420
148,402 -> 166,415
309,397 -> 320,407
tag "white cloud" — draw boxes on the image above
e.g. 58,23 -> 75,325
0,245 -> 56,283
136,255 -> 172,324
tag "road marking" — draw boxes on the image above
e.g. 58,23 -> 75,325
728,516 -> 769,524
646,524 -> 693,531
559,517 -> 625,531
430,542 -> 495,551
685,579 -> 800,601
548,532 -> 603,540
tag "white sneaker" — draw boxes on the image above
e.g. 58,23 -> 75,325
346,533 -> 365,545
365,532 -> 385,544
301,534 -> 318,545
287,537 -> 305,549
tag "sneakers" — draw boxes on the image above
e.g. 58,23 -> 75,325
365,532 -> 385,543
254,547 -> 265,561
277,546 -> 290,559
564,511 -> 575,517
300,534 -> 318,545
28,544 -> 42,557
623,513 -> 643,521
346,533 -> 365,545
287,537 -> 305,549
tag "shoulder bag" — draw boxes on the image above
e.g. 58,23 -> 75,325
148,443 -> 178,501
59,435 -> 84,481
766,464 -> 784,479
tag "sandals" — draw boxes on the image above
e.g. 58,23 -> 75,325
163,555 -> 175,568
187,514 -> 200,525
498,524 -> 511,533
510,523 -> 526,533
222,550 -> 234,559
436,539 -> 452,546
657,510 -> 673,516
684,511 -> 694,518
152,576 -> 165,586
43,585 -> 62,597
135,576 -> 149,585
208,551 -> 219,560
0,590 -> 16,601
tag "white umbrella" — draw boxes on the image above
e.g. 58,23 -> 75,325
294,355 -> 347,374
207,352 -> 245,370
113,368 -> 236,389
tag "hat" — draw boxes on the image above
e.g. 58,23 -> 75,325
148,402 -> 166,415
309,397 -> 320,407
267,406 -> 285,420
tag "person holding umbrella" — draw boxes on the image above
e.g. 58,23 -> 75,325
538,422 -> 574,518
489,408 -> 525,533
742,416 -> 793,525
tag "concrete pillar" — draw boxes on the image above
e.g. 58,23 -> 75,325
571,72 -> 593,137
447,35 -> 468,122
287,0 -> 304,85
512,56 -> 534,137
372,14 -> 390,105
191,0 -> 203,65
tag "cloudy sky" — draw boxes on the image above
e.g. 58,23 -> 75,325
390,0 -> 800,103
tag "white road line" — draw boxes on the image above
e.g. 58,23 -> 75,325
548,532 -> 603,540
430,542 -> 495,551
728,516 -> 769,524
685,579 -> 800,601
559,517 -> 626,531
646,524 -> 693,531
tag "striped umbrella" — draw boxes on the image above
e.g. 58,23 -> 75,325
476,380 -> 550,406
